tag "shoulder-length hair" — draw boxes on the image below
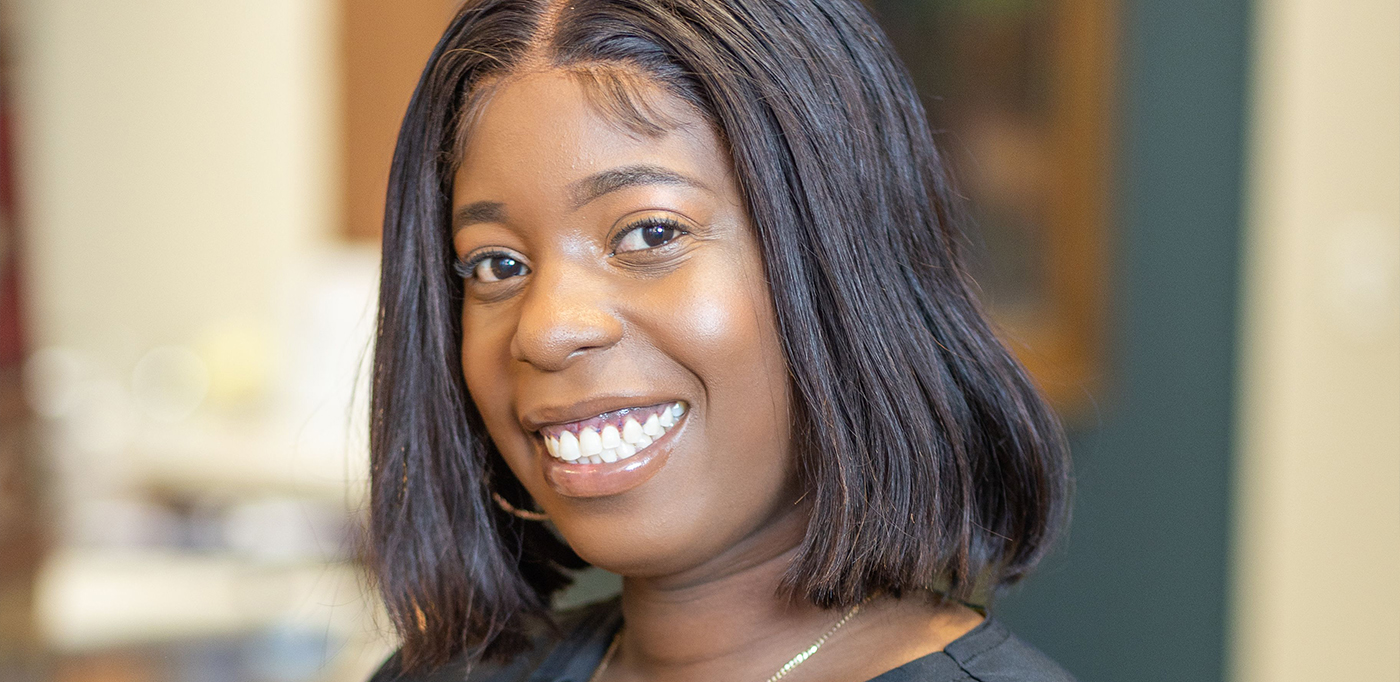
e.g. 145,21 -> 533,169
369,0 -> 1070,671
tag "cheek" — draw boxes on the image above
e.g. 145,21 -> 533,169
460,309 -> 524,454
662,256 -> 792,474
678,278 -> 784,383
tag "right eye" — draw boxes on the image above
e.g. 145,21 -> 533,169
456,251 -> 530,283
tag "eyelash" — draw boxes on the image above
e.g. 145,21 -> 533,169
453,216 -> 690,281
611,215 -> 688,253
453,249 -> 515,280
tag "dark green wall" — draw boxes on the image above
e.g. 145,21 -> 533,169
994,0 -> 1249,680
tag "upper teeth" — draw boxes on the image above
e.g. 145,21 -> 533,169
543,402 -> 686,464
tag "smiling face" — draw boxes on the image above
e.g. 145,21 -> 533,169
452,70 -> 797,577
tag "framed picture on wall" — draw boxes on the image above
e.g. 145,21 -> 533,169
867,0 -> 1115,418
340,0 -> 460,242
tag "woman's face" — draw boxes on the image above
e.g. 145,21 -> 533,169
452,70 -> 796,577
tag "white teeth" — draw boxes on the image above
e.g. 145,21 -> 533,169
600,424 -> 621,448
622,418 -> 645,444
643,413 -> 663,437
547,403 -> 685,463
558,431 -> 581,461
579,428 -> 602,457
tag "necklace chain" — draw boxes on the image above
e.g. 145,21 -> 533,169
586,597 -> 870,682
765,598 -> 867,682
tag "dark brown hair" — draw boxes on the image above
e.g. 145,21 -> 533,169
369,0 -> 1070,671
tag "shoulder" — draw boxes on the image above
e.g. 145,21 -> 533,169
367,598 -> 621,682
876,618 -> 1076,682
940,619 -> 1076,682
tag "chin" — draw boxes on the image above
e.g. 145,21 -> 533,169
550,477 -> 802,583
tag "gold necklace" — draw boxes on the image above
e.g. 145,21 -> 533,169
586,598 -> 870,682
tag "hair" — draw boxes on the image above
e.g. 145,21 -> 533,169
369,0 -> 1071,672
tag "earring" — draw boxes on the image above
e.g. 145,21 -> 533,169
492,491 -> 550,522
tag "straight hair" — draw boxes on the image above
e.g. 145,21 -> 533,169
369,0 -> 1071,672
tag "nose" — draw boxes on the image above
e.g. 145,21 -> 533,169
510,260 -> 623,372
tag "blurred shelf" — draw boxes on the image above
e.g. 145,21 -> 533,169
34,548 -> 383,654
125,416 -> 369,507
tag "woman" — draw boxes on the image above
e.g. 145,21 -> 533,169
367,0 -> 1073,680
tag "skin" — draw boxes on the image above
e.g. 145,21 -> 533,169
453,69 -> 982,682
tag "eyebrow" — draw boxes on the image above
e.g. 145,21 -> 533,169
452,201 -> 506,232
568,164 -> 706,210
452,164 -> 705,233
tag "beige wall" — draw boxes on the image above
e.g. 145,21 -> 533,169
1233,0 -> 1400,680
8,0 -> 386,508
12,0 -> 337,356
9,2 -> 387,668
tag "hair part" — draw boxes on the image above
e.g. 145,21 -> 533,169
453,63 -> 688,164
370,0 -> 1071,672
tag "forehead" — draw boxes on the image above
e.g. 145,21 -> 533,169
453,70 -> 731,205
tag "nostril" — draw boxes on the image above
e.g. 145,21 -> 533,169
508,264 -> 624,370
510,306 -> 623,371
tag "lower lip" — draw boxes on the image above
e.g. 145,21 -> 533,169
541,414 -> 684,498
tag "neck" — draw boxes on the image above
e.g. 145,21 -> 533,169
615,503 -> 841,680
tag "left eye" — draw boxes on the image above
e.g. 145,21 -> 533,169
616,219 -> 683,253
471,255 -> 529,282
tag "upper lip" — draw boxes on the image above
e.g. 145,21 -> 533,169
520,394 -> 679,433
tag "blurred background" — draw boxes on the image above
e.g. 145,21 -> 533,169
0,0 -> 1394,681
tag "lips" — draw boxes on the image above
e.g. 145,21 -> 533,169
539,402 -> 686,464
531,400 -> 689,498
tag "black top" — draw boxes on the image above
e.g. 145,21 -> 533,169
369,599 -> 1077,682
